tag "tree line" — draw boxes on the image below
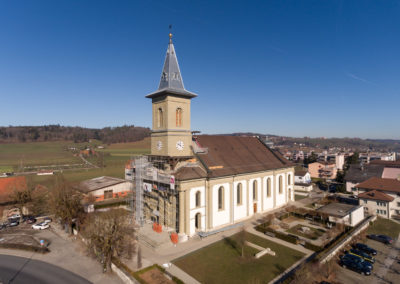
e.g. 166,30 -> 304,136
0,125 -> 150,144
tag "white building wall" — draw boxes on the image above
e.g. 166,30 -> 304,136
212,183 -> 230,228
249,178 -> 262,214
233,180 -> 247,222
275,174 -> 286,207
350,206 -> 364,226
188,186 -> 206,236
262,176 -> 274,211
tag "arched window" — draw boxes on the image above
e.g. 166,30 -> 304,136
195,191 -> 201,208
288,174 -> 291,185
218,186 -> 224,210
279,176 -> 283,194
237,183 -> 242,205
157,108 -> 163,128
176,108 -> 182,127
253,180 -> 258,201
267,178 -> 271,197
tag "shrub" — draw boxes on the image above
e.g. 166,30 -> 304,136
304,242 -> 323,252
0,243 -> 49,253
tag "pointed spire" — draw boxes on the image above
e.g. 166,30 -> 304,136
146,33 -> 197,99
158,33 -> 185,90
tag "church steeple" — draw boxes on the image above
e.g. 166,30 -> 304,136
146,34 -> 197,99
147,33 -> 196,157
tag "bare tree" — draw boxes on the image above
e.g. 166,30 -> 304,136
49,174 -> 84,234
83,209 -> 135,272
237,226 -> 247,258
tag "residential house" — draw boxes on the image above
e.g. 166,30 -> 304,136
294,169 -> 312,193
355,177 -> 400,220
308,161 -> 337,180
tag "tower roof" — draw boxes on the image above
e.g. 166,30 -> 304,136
146,34 -> 197,99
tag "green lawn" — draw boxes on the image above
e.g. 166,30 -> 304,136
286,224 -> 325,240
295,194 -> 308,201
173,233 -> 305,284
367,217 -> 400,239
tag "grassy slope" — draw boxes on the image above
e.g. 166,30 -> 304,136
367,217 -> 400,239
173,233 -> 304,284
1,138 -> 150,184
0,141 -> 83,167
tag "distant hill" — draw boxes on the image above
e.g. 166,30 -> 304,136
214,132 -> 400,152
0,125 -> 151,144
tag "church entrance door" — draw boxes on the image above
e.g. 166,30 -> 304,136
253,203 -> 257,213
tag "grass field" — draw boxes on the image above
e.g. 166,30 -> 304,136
173,232 -> 305,284
1,138 -> 150,184
367,217 -> 400,239
0,141 -> 84,168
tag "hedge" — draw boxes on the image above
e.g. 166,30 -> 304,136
255,226 -> 298,244
0,243 -> 49,253
303,242 -> 323,252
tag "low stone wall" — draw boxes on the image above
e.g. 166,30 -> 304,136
319,215 -> 377,264
111,262 -> 138,284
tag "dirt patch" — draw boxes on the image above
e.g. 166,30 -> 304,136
139,267 -> 174,284
282,216 -> 302,223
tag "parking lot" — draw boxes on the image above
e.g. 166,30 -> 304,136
337,237 -> 400,284
0,217 -> 123,283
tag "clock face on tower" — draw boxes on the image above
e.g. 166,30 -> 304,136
176,140 -> 184,151
157,140 -> 163,151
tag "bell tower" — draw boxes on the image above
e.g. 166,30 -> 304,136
146,33 -> 197,157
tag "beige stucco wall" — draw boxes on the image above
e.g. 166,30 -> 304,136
150,96 -> 193,157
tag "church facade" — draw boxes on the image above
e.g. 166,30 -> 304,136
141,34 -> 295,237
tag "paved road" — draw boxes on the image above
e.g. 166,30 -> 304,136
0,254 -> 91,284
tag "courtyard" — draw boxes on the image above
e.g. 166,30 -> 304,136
173,232 -> 305,284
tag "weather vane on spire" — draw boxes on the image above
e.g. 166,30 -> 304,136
169,24 -> 173,42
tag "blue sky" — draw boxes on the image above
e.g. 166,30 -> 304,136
0,0 -> 399,139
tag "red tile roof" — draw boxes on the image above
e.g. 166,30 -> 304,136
0,176 -> 27,203
358,190 -> 394,202
356,177 -> 400,193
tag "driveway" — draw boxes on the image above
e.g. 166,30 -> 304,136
0,221 -> 123,284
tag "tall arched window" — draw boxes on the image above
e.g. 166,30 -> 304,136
253,180 -> 258,201
176,108 -> 182,127
288,174 -> 291,185
195,191 -> 201,208
237,183 -> 242,205
267,178 -> 271,197
218,186 -> 224,210
157,108 -> 163,128
279,176 -> 283,194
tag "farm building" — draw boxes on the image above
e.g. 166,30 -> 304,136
75,176 -> 132,202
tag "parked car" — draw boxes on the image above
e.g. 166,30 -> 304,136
340,254 -> 372,275
367,234 -> 393,245
9,214 -> 21,219
26,217 -> 37,224
354,243 -> 377,256
342,253 -> 372,269
349,248 -> 375,264
8,219 -> 20,227
32,222 -> 50,230
43,217 -> 52,224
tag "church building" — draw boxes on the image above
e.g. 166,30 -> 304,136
137,34 -> 295,238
